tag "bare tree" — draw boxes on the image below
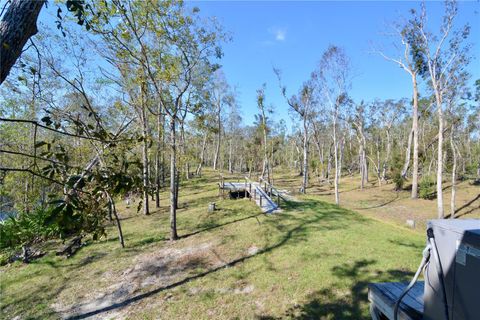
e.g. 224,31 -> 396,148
415,0 -> 471,218
275,68 -> 315,193
377,14 -> 428,199
316,45 -> 351,205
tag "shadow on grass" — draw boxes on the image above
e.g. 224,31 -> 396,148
388,239 -> 424,250
179,211 -> 264,240
66,198 -> 364,319
257,259 -> 414,320
352,193 -> 400,210
446,193 -> 480,218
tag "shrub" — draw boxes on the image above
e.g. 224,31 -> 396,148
0,208 -> 60,251
419,176 -> 436,199
392,171 -> 404,191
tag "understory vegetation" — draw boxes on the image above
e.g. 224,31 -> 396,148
1,171 -> 427,319
0,0 -> 479,318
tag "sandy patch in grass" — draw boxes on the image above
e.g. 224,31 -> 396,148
52,241 -> 224,319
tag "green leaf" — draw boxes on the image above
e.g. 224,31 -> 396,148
34,141 -> 47,148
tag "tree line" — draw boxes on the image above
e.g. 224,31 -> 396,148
0,0 -> 478,259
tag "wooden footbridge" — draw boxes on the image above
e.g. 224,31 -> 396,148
218,176 -> 290,214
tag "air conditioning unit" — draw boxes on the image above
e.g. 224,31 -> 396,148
424,219 -> 480,320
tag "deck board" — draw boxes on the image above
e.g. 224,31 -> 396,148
368,281 -> 424,320
220,181 -> 280,214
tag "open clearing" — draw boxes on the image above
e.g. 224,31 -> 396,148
274,170 -> 480,233
0,170 -> 431,319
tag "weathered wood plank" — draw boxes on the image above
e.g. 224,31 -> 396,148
368,281 -> 424,320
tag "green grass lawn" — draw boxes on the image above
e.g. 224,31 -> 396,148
0,170 -> 425,319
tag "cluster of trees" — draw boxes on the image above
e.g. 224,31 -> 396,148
0,0 -> 479,257
1,0 -> 229,251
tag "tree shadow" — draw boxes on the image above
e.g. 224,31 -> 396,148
66,199 -> 360,319
352,193 -> 400,210
178,212 -> 264,239
446,193 -> 480,218
257,259 -> 415,320
388,239 -> 424,250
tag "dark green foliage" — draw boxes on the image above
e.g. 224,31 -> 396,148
419,176 -> 436,199
392,171 -> 404,191
0,208 -> 60,251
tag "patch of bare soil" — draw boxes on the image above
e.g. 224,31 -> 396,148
52,241 -> 224,319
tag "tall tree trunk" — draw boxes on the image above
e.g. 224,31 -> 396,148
155,108 -> 163,208
320,142 -> 325,179
333,112 -> 339,205
359,147 -> 364,190
213,102 -> 221,170
106,192 -> 125,248
411,74 -> 420,199
169,117 -> 178,240
228,138 -> 233,173
436,92 -> 444,219
0,0 -> 45,84
401,128 -> 413,178
338,136 -> 344,179
302,117 -> 308,193
141,107 -> 150,215
450,126 -> 457,219
196,133 -> 208,176
382,129 -> 391,181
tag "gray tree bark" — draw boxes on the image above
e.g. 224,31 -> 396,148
0,0 -> 45,84
169,117 -> 178,240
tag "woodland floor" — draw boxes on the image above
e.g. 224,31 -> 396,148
273,170 -> 480,233
2,169 -> 477,319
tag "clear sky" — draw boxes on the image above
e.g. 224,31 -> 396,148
33,1 -> 480,128
192,1 -> 480,127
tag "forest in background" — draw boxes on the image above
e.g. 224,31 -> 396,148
0,0 -> 479,263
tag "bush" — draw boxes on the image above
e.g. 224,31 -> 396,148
419,176 -> 436,199
392,171 -> 404,191
0,208 -> 61,251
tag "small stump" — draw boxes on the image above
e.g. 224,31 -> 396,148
208,202 -> 216,212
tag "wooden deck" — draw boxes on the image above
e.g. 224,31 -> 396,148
368,281 -> 424,320
219,180 -> 284,214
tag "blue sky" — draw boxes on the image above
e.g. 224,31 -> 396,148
33,1 -> 480,129
192,1 -> 480,127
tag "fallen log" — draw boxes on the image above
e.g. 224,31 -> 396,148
56,236 -> 83,258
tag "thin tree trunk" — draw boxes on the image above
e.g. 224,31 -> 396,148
228,138 -> 233,173
169,117 -> 178,240
411,74 -> 420,199
155,108 -> 163,208
382,129 -> 391,181
450,127 -> 457,219
141,107 -> 150,215
302,117 -> 308,193
196,133 -> 208,176
213,101 -> 221,170
106,192 -> 125,248
436,93 -> 444,219
333,111 -> 339,205
401,128 -> 413,178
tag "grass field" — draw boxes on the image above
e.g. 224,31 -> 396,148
1,170 -> 430,319
274,170 -> 480,233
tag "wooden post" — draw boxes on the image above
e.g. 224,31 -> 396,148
254,188 -> 256,200
259,195 -> 262,207
245,180 -> 247,198
249,183 -> 252,200
277,192 -> 280,206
